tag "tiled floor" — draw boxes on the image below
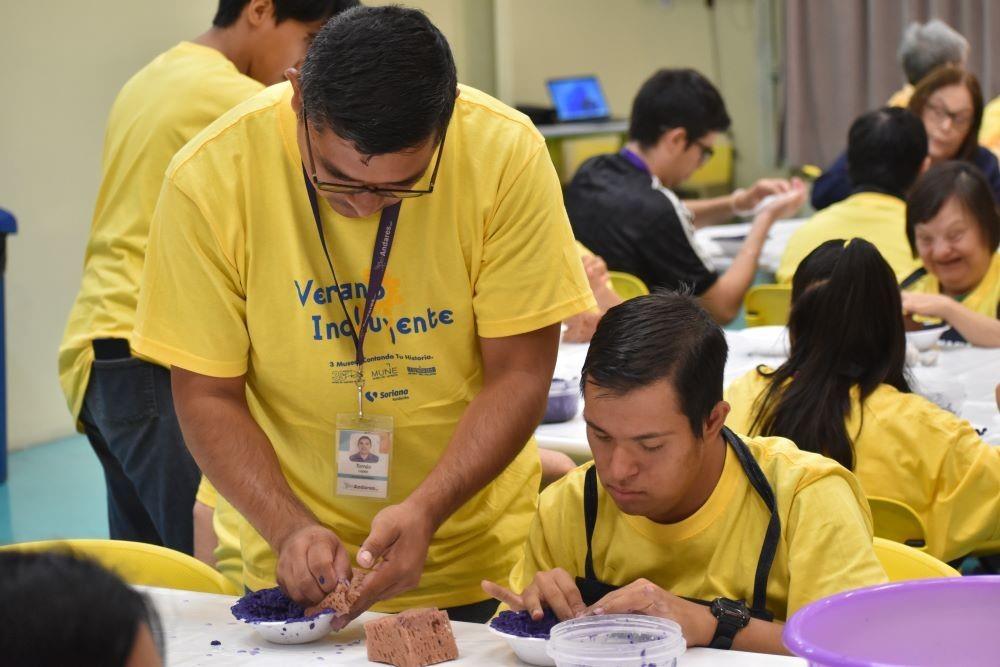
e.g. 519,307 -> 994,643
0,435 -> 108,544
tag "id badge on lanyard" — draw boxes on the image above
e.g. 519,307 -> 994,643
304,171 -> 400,500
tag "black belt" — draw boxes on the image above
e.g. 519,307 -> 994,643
92,337 -> 131,360
575,427 -> 778,622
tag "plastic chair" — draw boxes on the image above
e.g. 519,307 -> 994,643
868,496 -> 928,551
558,135 -> 624,183
743,284 -> 792,327
608,271 -> 649,301
872,537 -> 959,580
0,539 -> 240,595
684,135 -> 734,196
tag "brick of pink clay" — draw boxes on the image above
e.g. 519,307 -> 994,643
305,569 -> 369,617
365,608 -> 459,667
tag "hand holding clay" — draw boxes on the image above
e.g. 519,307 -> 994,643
586,579 -> 715,647
482,567 -> 586,621
349,502 -> 436,616
276,524 -> 353,609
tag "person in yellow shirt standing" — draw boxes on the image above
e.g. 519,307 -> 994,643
132,6 -> 594,623
58,0 -> 356,555
728,238 -> 1000,563
778,107 -> 927,283
484,292 -> 885,655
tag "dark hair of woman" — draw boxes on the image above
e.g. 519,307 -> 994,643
747,239 -> 911,469
906,160 -> 1000,255
0,550 -> 164,666
907,64 -> 984,162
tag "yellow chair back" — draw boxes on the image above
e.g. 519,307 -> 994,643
559,135 -> 624,183
744,284 -> 792,327
0,539 -> 240,595
608,271 -> 650,301
868,496 -> 928,551
872,537 -> 959,581
684,135 -> 734,196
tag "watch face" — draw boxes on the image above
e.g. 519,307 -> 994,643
712,598 -> 750,626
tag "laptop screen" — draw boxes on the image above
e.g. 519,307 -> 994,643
546,76 -> 610,122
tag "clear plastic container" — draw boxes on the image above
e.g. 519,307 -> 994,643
543,377 -> 580,424
546,614 -> 686,667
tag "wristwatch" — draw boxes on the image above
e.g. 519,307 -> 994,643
708,597 -> 751,650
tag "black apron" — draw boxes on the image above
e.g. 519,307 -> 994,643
574,427 -> 779,622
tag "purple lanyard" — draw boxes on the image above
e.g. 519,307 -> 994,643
303,169 -> 400,412
619,147 -> 650,175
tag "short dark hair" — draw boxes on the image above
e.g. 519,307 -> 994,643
213,0 -> 358,28
628,68 -> 731,149
846,107 -> 927,196
0,550 -> 164,666
299,6 -> 458,155
906,160 -> 1000,256
749,239 -> 910,470
581,291 -> 727,438
908,65 -> 984,162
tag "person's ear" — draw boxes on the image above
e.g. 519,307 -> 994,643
702,400 -> 730,442
919,155 -> 932,175
287,68 -> 302,114
657,127 -> 688,156
246,0 -> 275,29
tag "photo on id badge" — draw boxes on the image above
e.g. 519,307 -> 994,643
336,417 -> 392,499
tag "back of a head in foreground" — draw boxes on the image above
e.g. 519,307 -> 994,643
749,239 -> 911,470
847,107 -> 928,197
581,291 -> 727,439
0,550 -> 164,667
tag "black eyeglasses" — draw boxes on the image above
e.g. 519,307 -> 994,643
694,139 -> 715,166
302,103 -> 446,199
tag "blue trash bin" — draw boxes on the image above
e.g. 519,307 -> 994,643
0,209 -> 16,484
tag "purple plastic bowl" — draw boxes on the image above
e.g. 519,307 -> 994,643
783,576 -> 1000,666
542,378 -> 579,424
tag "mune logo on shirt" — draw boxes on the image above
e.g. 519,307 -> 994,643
293,278 -> 455,346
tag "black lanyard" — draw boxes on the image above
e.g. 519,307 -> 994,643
578,427 -> 779,621
303,169 -> 401,415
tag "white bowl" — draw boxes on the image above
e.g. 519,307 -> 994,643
488,625 -> 555,666
243,613 -> 335,644
905,325 -> 949,352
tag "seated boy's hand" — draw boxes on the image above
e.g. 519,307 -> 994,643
481,568 -> 586,621
586,579 -> 715,647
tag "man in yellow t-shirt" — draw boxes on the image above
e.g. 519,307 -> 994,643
779,108 -> 927,283
59,0 -> 355,554
132,6 -> 594,623
484,293 -> 886,655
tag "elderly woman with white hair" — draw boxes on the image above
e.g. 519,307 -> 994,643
888,19 -> 969,108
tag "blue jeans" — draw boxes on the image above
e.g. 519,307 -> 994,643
79,357 -> 200,554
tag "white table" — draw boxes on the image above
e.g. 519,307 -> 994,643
144,587 -> 803,666
694,219 -> 807,275
537,329 -> 1000,459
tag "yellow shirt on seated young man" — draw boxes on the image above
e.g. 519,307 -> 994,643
509,436 -> 887,621
132,82 -> 594,610
776,192 -> 921,284
726,370 -> 1000,562
58,42 -> 264,421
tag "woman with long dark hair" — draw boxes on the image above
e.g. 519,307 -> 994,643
725,238 -> 1000,562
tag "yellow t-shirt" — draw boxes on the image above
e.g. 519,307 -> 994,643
980,95 -> 1000,158
195,478 -> 243,589
58,42 -> 263,421
132,82 -> 595,609
776,192 -> 920,284
725,369 -> 1000,562
902,252 -> 1000,320
887,84 -> 914,109
509,436 -> 886,621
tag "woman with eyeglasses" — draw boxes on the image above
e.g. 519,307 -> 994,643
901,161 -> 1000,347
812,66 -> 1000,210
725,238 -> 1000,563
